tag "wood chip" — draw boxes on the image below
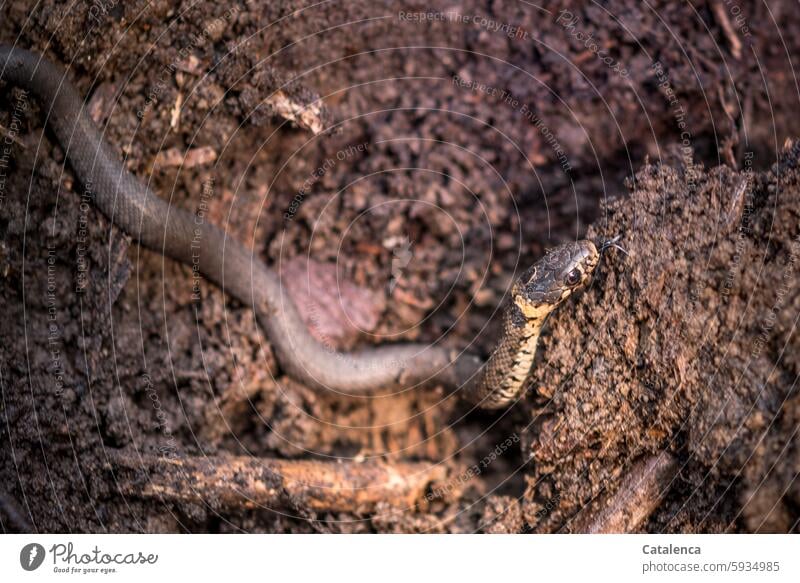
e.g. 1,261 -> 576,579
87,82 -> 119,124
263,90 -> 324,135
175,54 -> 203,75
154,146 -> 218,169
170,93 -> 183,129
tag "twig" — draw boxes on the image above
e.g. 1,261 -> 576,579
724,176 -> 750,233
108,451 -> 447,514
710,0 -> 743,60
564,452 -> 679,533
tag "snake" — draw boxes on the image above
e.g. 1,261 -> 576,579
1,46 -> 603,410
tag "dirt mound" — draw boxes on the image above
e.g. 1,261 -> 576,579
504,145 -> 800,533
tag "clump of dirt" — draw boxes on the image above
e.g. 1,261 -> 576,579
500,144 -> 800,534
1,0 -> 800,533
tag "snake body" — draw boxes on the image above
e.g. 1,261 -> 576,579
0,46 -> 600,409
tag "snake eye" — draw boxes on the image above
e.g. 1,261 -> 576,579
565,268 -> 582,287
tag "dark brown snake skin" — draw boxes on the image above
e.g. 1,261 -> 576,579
0,46 -> 600,409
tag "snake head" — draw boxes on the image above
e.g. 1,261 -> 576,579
514,241 -> 600,316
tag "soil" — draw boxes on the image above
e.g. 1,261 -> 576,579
1,0 -> 799,533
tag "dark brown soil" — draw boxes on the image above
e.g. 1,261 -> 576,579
1,0 -> 799,533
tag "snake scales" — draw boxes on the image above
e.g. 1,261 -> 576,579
1,46 -> 602,409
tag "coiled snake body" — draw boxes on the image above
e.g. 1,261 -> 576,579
1,46 -> 601,409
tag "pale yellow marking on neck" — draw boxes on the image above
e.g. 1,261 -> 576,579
513,296 -> 552,321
